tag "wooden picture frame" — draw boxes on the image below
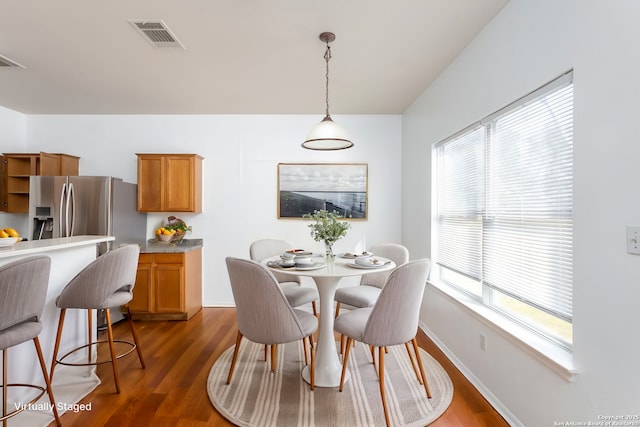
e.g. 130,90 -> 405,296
278,163 -> 368,219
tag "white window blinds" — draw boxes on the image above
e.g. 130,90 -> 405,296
484,81 -> 574,322
434,71 -> 574,329
435,126 -> 484,281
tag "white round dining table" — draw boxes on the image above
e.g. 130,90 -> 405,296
264,254 -> 395,387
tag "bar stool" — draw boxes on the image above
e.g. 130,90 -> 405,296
0,256 -> 61,426
50,245 -> 145,394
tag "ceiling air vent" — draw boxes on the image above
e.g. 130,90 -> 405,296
0,54 -> 25,68
129,20 -> 185,49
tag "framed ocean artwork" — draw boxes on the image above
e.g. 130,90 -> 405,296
277,163 -> 368,219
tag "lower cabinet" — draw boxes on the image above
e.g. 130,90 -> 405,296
127,248 -> 202,320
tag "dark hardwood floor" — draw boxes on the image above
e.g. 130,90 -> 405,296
49,307 -> 509,426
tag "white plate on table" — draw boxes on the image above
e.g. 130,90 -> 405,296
0,237 -> 19,247
347,261 -> 391,269
294,262 -> 326,271
268,261 -> 296,269
340,252 -> 373,259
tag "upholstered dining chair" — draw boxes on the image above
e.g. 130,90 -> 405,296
50,244 -> 145,394
334,243 -> 410,318
250,239 -> 318,316
0,256 -> 61,426
334,259 -> 431,427
225,257 -> 317,388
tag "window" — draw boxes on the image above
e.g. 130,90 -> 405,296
433,72 -> 573,348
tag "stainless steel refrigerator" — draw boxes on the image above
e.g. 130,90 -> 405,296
28,176 -> 147,253
29,176 -> 147,326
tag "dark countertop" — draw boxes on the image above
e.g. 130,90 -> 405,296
140,238 -> 203,253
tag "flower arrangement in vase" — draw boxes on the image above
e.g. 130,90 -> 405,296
302,209 -> 350,258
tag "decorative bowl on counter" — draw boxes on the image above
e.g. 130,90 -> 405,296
0,237 -> 19,247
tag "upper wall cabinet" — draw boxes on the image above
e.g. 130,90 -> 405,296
136,154 -> 203,213
0,152 -> 80,213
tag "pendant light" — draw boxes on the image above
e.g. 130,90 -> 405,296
302,32 -> 353,150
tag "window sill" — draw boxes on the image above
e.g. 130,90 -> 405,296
427,280 -> 579,382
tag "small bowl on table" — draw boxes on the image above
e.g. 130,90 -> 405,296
294,257 -> 315,267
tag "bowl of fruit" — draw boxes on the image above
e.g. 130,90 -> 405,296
155,217 -> 191,244
0,227 -> 21,247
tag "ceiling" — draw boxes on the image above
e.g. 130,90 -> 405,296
0,0 -> 507,115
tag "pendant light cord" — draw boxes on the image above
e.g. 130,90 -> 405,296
324,42 -> 332,117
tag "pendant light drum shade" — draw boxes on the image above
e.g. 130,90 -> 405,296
302,32 -> 353,151
303,115 -> 353,150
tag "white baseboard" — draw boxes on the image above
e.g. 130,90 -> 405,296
419,322 -> 524,427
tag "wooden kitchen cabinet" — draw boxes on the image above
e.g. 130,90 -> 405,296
0,152 -> 80,213
128,249 -> 202,320
136,154 -> 203,213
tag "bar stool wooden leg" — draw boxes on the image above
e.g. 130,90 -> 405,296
126,307 -> 145,368
105,309 -> 121,393
3,348 -> 7,427
34,337 -> 61,426
87,309 -> 93,364
50,309 -> 66,382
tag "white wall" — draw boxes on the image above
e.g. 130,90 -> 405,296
403,0 -> 640,425
0,106 -> 30,230
18,114 -> 402,306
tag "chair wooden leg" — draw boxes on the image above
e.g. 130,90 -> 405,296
126,307 -> 145,368
405,341 -> 423,384
105,309 -> 121,393
302,337 -> 309,366
50,309 -> 66,383
34,337 -> 61,426
226,331 -> 243,384
412,337 -> 432,398
339,337 -> 353,392
334,301 -> 341,318
270,344 -> 278,372
340,334 -> 345,355
264,344 -> 268,361
378,346 -> 391,427
370,344 -> 377,371
87,309 -> 92,364
312,301 -> 318,317
309,334 -> 315,390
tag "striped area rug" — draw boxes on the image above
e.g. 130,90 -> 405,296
207,340 -> 453,427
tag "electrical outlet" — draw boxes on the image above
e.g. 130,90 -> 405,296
480,334 -> 487,351
627,226 -> 640,255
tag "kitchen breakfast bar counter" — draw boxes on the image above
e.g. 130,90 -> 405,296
1,235 -> 114,426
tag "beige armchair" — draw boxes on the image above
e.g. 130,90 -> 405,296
334,259 -> 431,427
225,257 -> 318,388
250,239 -> 318,316
334,243 -> 410,317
